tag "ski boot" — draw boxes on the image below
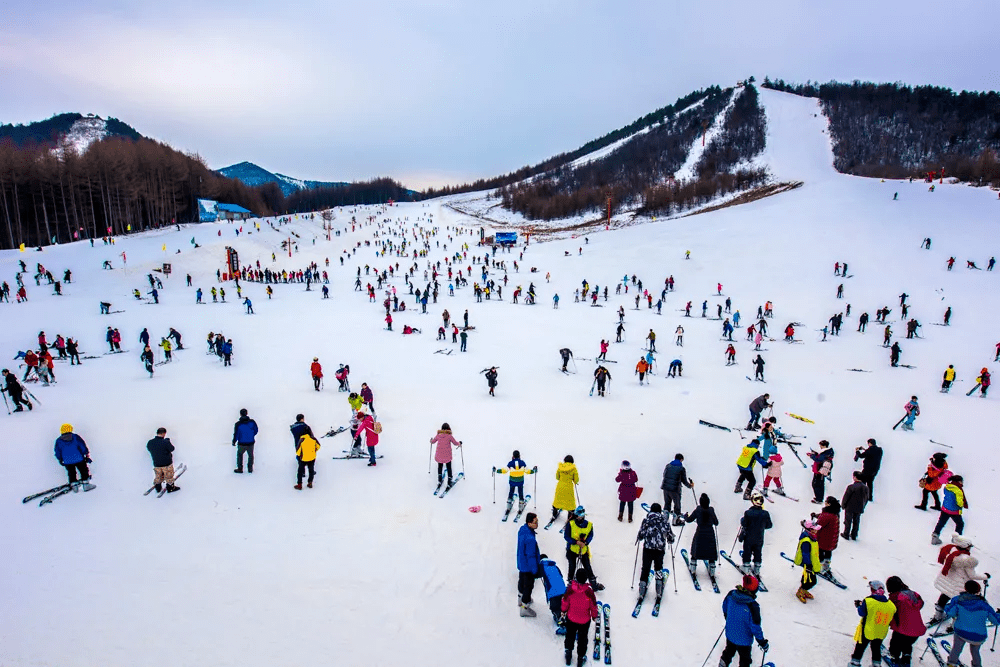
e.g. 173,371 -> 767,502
773,487 -> 786,497
795,587 -> 809,603
931,533 -> 942,545
761,487 -> 769,498
849,659 -> 862,667
591,579 -> 605,592
154,483 -> 163,494
820,559 -> 831,576
565,649 -> 573,666
166,484 -> 181,493
742,487 -> 753,501
673,513 -> 686,527
577,654 -> 586,667
654,573 -> 665,598
518,601 -> 536,617
637,580 -> 648,601
734,481 -> 744,494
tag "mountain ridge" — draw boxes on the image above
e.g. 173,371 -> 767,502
217,161 -> 348,197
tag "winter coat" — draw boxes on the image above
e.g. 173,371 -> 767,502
749,395 -> 769,414
636,510 -> 672,551
561,581 -> 599,624
686,505 -> 719,562
842,481 -> 870,514
221,342 -> 233,355
348,394 -> 364,411
736,444 -> 768,471
661,459 -> 690,492
855,445 -> 883,476
516,523 -> 541,574
290,421 -> 313,449
739,506 -> 772,547
146,436 -> 175,467
809,448 -> 834,477
24,351 -> 38,367
636,359 -> 649,374
616,468 -> 638,502
922,461 -> 950,492
944,593 -> 1000,643
296,434 -> 320,462
54,433 -> 89,465
722,588 -> 766,647
816,509 -> 840,551
540,559 -> 566,600
764,454 -> 784,479
360,386 -> 373,403
553,462 -> 579,511
941,483 -> 966,515
430,430 -> 460,464
889,589 -> 927,638
310,362 -> 322,378
758,434 -> 777,460
935,549 -> 987,599
233,416 -> 259,445
359,414 -> 379,447
485,370 -> 497,388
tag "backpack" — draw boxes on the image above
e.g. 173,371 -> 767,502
373,421 -> 383,434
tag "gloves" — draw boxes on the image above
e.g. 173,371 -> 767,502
85,457 -> 92,464
758,639 -> 769,651
666,533 -> 675,544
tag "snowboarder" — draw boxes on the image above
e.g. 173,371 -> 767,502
485,367 -> 498,396
848,580 -> 895,667
661,453 -> 693,525
684,493 -> 719,578
615,460 -> 638,522
720,575 -> 768,667
551,455 -> 579,523
807,440 -> 834,503
147,427 -> 180,494
232,409 -> 258,473
430,423 -> 462,487
739,491 -> 772,577
54,424 -> 91,485
635,503 -> 674,603
517,512 -> 541,618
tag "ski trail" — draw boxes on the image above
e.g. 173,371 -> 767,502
674,87 -> 741,182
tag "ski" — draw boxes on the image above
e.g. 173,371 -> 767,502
778,552 -> 848,588
699,420 -> 732,432
939,640 -> 966,667
501,498 -> 515,522
847,368 -> 872,373
929,439 -> 953,449
593,599 -> 602,660
706,568 -> 721,594
719,550 -> 768,592
332,453 -> 382,460
679,549 -> 702,591
438,472 -> 464,498
783,442 -> 809,468
785,412 -> 815,424
23,483 -> 70,504
924,638 -> 949,667
322,426 -> 347,438
632,571 -> 653,617
38,484 -> 76,506
768,489 -> 799,502
433,476 -> 447,496
512,495 -> 532,523
144,463 -> 187,496
544,511 -> 562,530
157,464 -> 187,497
602,602 -> 611,664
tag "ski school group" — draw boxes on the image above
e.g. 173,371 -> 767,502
4,209 -> 999,667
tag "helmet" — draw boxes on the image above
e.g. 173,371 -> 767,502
573,506 -> 586,520
750,490 -> 764,506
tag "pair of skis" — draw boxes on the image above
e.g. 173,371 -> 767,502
333,450 -> 383,460
631,569 -> 670,617
434,472 -> 464,498
143,463 -> 187,497
24,481 -> 97,506
719,550 -> 768,592
924,638 -> 965,667
501,495 -> 531,523
593,602 -> 611,664
778,552 -> 848,588
680,549 -> 720,593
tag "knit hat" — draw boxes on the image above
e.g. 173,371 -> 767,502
742,574 -> 759,593
869,580 -> 886,595
801,520 -> 820,534
952,534 -> 973,549
621,460 -> 630,469
60,423 -> 73,434
573,506 -> 586,519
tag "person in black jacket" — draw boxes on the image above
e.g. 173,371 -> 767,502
841,471 -> 870,540
2,369 -> 33,411
146,427 -> 180,493
661,453 -> 694,526
739,491 -> 773,577
685,493 -> 719,578
485,367 -> 498,397
290,414 -> 314,450
853,438 -> 882,502
140,345 -> 154,377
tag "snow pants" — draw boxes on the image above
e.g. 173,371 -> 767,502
564,619 -> 590,658
933,510 -> 964,535
236,444 -> 254,472
720,640 -> 752,667
851,637 -> 883,664
662,489 -> 682,516
296,459 -> 315,485
811,473 -> 826,503
888,631 -> 918,667
639,547 -> 664,583
507,481 -> 524,501
517,571 -> 536,604
64,461 -> 90,484
566,550 -> 595,585
948,637 -> 984,667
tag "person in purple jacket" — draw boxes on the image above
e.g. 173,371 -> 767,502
615,460 -> 638,522
360,382 -> 376,418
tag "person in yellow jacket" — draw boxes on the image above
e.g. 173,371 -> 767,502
295,433 -> 321,490
551,455 -> 579,523
158,337 -> 173,363
794,520 -> 821,603
941,365 -> 956,393
849,580 -> 896,667
348,392 -> 364,412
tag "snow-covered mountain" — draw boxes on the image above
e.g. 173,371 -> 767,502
217,161 -> 348,196
0,113 -> 142,153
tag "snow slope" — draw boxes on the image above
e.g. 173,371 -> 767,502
2,91 -> 999,667
53,115 -> 108,157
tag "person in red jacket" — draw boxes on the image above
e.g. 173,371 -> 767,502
310,358 -> 323,391
886,575 -> 926,667
22,350 -> 39,382
813,497 -> 841,576
561,569 -> 599,666
358,411 -> 379,466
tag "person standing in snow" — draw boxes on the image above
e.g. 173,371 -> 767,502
930,534 -> 989,623
516,513 -> 541,618
719,574 -> 768,667
752,355 -> 765,381
943,580 -> 1000,667
563,507 -> 603,591
684,493 -> 719,578
734,439 -> 770,500
559,348 -> 573,372
430,423 -> 462,487
551,455 -> 579,523
931,476 -> 969,543
598,339 -> 609,361
561,569 -> 599,667
885,576 -> 927,667
890,341 -> 902,367
848,580 -> 896,667
140,345 -> 155,377
54,424 -> 91,485
807,440 -> 834,504
635,357 -> 649,385
615,460 -> 638,522
497,451 -> 535,507
972,367 -> 990,397
147,427 -> 180,494
793,519 -> 821,603
941,365 -> 956,392
813,497 -> 841,577
841,471 -> 870,541
762,452 -> 785,497
739,491 -> 772,577
661,453 -> 693,525
675,325 -> 684,346
232,408 -> 258,474
311,358 -> 323,391
484,367 -> 498,396
853,438 -> 882,501
593,365 -> 611,397
915,453 -> 950,511
634,503 -> 674,604
358,411 -> 379,467
294,428 -> 321,490
901,396 -> 919,430
746,393 -> 772,431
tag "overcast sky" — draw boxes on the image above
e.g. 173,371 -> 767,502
3,0 -> 998,190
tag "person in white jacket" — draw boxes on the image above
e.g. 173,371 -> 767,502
931,533 -> 989,623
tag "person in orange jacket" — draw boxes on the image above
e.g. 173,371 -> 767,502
635,358 -> 649,385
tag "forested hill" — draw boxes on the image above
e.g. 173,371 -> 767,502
0,113 -> 142,148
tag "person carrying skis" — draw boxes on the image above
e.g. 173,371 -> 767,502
485,367 -> 498,396
739,491 -> 772,577
720,574 -> 768,667
885,576 -> 927,667
668,359 -> 682,377
559,348 -> 573,372
430,423 -> 462,487
560,568 -> 599,667
311,358 -> 323,391
635,358 -> 649,385
661,453 -> 693,525
807,440 -> 834,503
563,507 -> 603,591
930,534 -> 988,623
684,493 -> 719,579
848,580 -> 896,667
593,365 -> 611,397
794,519 -> 821,603
902,396 -> 919,430
941,365 -> 956,392
551,455 -> 579,524
539,555 -> 567,634
746,393 -> 772,431
972,368 -> 990,397
752,355 -> 765,381
517,512 -> 541,618
54,424 -> 91,485
615,460 -> 638,522
147,427 -> 180,494
635,503 -> 674,604
931,475 -> 969,544
943,580 -> 1000,667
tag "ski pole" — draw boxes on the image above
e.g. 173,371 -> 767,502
730,532 -> 740,556
991,622 -> 997,652
533,467 -> 537,508
0,390 -> 9,415
759,646 -> 768,667
574,482 -> 582,509
460,444 -> 465,475
670,537 -> 678,593
700,627 -> 726,667
428,442 -> 433,474
630,541 -> 640,589
492,467 -> 496,504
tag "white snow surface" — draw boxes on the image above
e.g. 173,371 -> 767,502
674,88 -> 741,182
3,89 -> 1000,667
54,115 -> 108,158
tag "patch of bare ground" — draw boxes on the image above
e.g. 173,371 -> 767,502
679,181 -> 803,218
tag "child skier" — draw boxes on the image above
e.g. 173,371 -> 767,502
615,461 -> 638,522
430,423 -> 462,488
497,450 -> 535,509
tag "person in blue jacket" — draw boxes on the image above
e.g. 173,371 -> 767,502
944,580 -> 1000,667
222,339 -> 233,366
720,574 -> 768,667
517,513 -> 541,618
539,554 -> 567,635
232,408 -> 259,473
54,423 -> 91,485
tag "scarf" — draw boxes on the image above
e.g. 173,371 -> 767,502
938,544 -> 970,576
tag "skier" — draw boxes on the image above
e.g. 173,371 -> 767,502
498,450 -> 534,507
2,369 -> 33,411
615,322 -> 625,343
941,365 -> 956,392
559,348 -> 573,372
593,365 -> 611,397
615,460 -> 638,522
858,312 -> 869,332
668,359 -> 682,377
942,580 -> 1000,667
635,358 -> 649,385
168,327 -> 183,349
930,534 -> 988,623
561,569 -> 599,667
848,580 -> 896,667
684,493 -> 719,579
294,428 -> 321,489
806,440 -> 834,503
635,502 -> 674,601
761,452 -> 785,497
140,345 -> 154,377
841,471 -> 870,540
539,555 -> 568,634
146,427 -> 180,494
244,297 -> 253,314
734,439 -> 770,500
516,512 -> 541,618
54,424 -> 91,486
915,452 -> 950,511
675,325 -> 684,346
335,364 -> 350,392
311,358 -> 323,391
944,306 -> 952,325
719,575 -> 768,667
646,329 -> 656,352
739,491 -> 772,577
930,475 -> 968,544
837,283 -> 844,298
232,408 -> 258,473
563,507 -> 603,591
853,438 -> 882,501
222,339 -> 233,366
885,576 -> 927,667
884,326 -> 893,347
901,396 -> 919,430
430,423 -> 462,487
725,344 -> 736,365
783,324 -> 795,341
947,257 -> 956,270
158,337 -> 172,363
752,355 -> 765,381
485,367 -> 498,396
794,519 -> 821,603
661,453 -> 693,525
746,393 -> 772,431
972,368 -> 990,397
551,455 -> 579,524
